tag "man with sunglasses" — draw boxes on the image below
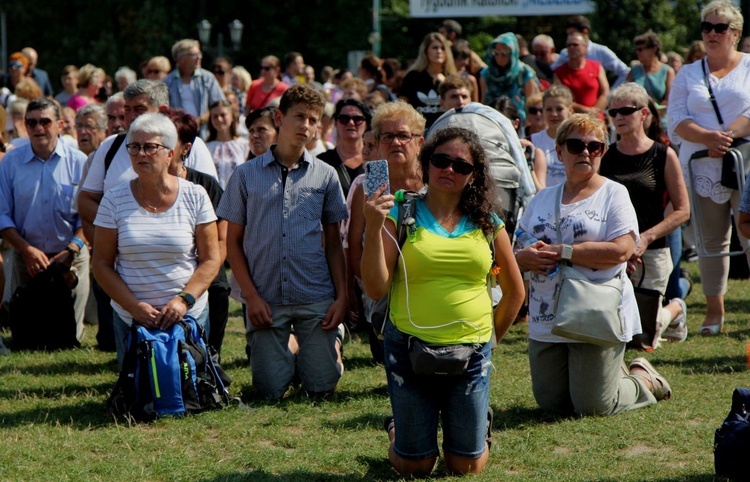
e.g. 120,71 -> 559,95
551,15 -> 630,88
0,97 -> 89,342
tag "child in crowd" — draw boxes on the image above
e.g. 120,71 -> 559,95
530,84 -> 573,187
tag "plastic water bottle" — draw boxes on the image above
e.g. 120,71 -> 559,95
515,229 -> 558,277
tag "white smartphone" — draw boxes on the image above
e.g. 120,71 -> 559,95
364,159 -> 390,197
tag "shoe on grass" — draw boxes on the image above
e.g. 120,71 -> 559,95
663,298 -> 688,343
629,357 -> 672,401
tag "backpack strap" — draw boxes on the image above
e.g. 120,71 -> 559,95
105,133 -> 127,174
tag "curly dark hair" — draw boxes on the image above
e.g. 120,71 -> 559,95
420,127 -> 496,236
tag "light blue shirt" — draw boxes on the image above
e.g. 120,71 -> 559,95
0,138 -> 87,253
164,67 -> 226,137
552,40 -> 630,88
217,146 -> 348,306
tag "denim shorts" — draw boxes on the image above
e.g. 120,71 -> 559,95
383,320 -> 493,459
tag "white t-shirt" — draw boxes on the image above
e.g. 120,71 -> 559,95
518,179 -> 641,343
93,178 -> 217,325
206,137 -> 249,189
81,134 -> 218,194
530,130 -> 566,187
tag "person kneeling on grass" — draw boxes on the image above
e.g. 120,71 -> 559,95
362,127 -> 524,476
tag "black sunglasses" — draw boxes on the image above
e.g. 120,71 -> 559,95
528,107 -> 543,115
337,114 -> 366,125
213,69 -> 226,75
608,106 -> 643,117
430,153 -> 475,175
701,21 -> 731,34
24,118 -> 54,129
563,139 -> 605,156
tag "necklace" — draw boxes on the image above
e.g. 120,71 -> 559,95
136,179 -> 169,212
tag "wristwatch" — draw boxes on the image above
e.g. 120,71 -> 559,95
561,244 -> 574,261
177,291 -> 196,309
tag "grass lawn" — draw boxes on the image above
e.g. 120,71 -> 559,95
1,263 -> 747,481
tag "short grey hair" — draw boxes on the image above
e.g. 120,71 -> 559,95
532,34 -> 555,49
123,79 -> 169,108
7,98 -> 29,117
171,39 -> 200,60
609,82 -> 650,109
76,104 -> 107,131
128,113 -> 178,150
106,91 -> 125,109
114,67 -> 137,86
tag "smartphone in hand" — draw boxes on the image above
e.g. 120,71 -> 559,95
364,159 -> 390,197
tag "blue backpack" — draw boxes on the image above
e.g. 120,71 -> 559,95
107,315 -> 231,421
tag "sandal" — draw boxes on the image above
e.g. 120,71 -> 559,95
663,298 -> 688,343
629,357 -> 672,401
699,318 -> 724,336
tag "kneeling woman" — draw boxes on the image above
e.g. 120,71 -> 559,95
516,114 -> 671,416
362,127 -> 524,476
92,113 -> 221,366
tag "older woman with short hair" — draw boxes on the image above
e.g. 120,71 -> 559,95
601,83 -> 690,345
517,114 -> 671,416
668,0 -> 750,335
92,113 -> 221,366
144,56 -> 171,81
245,106 -> 278,159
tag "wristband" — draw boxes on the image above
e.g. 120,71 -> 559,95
71,237 -> 85,250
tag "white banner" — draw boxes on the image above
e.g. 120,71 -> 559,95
409,0 -> 595,17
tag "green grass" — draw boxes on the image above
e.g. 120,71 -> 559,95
1,265 -> 747,481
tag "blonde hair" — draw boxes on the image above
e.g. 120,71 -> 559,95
232,66 -> 252,92
14,77 -> 43,100
543,84 -> 573,107
609,82 -> 650,109
78,64 -> 105,88
701,0 -> 744,33
555,114 -> 608,146
371,100 -> 426,137
147,56 -> 172,74
408,32 -> 457,75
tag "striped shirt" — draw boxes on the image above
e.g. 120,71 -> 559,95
94,178 -> 217,325
217,146 -> 348,306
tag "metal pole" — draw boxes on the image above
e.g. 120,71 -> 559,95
217,33 -> 224,58
373,0 -> 381,57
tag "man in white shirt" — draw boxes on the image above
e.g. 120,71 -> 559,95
551,15 -> 630,88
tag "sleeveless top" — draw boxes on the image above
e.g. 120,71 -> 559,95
599,142 -> 669,249
554,59 -> 602,108
630,64 -> 668,103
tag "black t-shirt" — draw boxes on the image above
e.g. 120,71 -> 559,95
317,148 -> 364,198
599,142 -> 669,249
400,69 -> 443,128
186,168 -> 229,289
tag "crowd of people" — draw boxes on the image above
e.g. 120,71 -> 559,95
2,1 -> 750,475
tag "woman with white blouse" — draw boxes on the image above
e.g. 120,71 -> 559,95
206,100 -> 249,189
668,0 -> 750,335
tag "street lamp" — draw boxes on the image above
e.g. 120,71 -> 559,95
196,19 -> 244,58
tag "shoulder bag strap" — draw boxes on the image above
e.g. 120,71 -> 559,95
554,183 -> 565,243
105,133 -> 127,174
702,58 -> 726,131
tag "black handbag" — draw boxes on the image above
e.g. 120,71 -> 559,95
627,260 -> 662,351
714,388 -> 750,479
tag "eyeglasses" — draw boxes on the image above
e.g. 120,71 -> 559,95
528,107 -> 543,115
337,114 -> 366,125
607,106 -> 643,117
24,117 -> 54,129
562,139 -> 605,157
181,53 -> 202,60
146,69 -> 162,75
378,132 -> 421,144
213,68 -> 226,75
9,62 -> 23,70
126,143 -> 168,156
75,124 -> 100,132
430,153 -> 475,175
701,21 -> 731,34
493,50 -> 510,58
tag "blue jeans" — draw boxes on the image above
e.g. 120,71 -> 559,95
114,307 -> 209,368
383,321 -> 493,459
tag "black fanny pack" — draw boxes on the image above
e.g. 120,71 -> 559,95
408,337 -> 477,376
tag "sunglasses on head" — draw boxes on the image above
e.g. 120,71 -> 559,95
337,114 -> 366,125
430,153 -> 475,175
563,139 -> 605,156
608,106 -> 643,117
528,107 -> 543,115
24,117 -> 54,129
701,21 -> 731,34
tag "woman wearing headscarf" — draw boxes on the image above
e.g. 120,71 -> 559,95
480,32 -> 539,124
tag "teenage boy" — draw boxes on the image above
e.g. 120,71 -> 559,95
218,84 -> 348,400
438,74 -> 473,111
